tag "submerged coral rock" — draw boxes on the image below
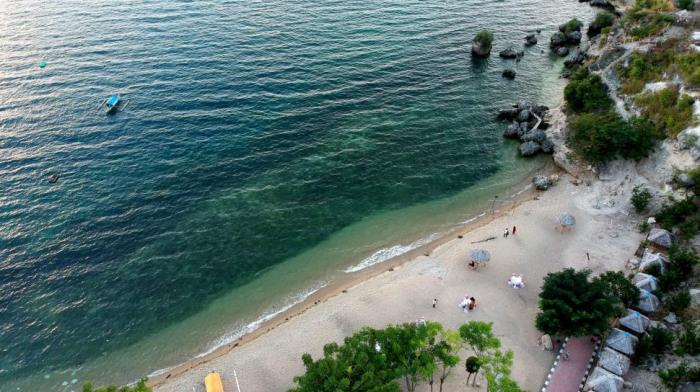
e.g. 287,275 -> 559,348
519,141 -> 541,156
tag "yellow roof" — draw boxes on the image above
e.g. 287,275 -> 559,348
205,372 -> 224,392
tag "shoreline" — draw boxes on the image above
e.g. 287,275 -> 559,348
148,160 -> 560,389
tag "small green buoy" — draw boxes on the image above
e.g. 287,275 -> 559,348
39,59 -> 47,68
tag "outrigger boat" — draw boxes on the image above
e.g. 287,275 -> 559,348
98,94 -> 129,114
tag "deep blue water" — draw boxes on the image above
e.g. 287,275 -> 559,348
0,0 -> 594,389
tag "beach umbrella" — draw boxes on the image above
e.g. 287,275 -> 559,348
469,249 -> 491,263
648,228 -> 673,249
598,347 -> 631,377
619,309 -> 650,335
558,212 -> 576,229
637,289 -> 660,314
632,272 -> 658,292
585,366 -> 624,392
606,328 -> 638,356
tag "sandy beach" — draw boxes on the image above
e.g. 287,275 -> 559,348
151,171 -> 644,392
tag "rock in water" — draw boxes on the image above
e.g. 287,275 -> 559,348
502,68 -> 516,79
555,46 -> 570,57
472,39 -> 491,57
519,141 -> 541,156
517,109 -> 530,122
503,122 -> 520,138
499,46 -> 519,58
590,0 -> 615,11
566,31 -> 582,44
533,175 -> 551,190
525,34 -> 538,46
497,108 -> 520,120
522,130 -> 547,143
550,32 -> 566,47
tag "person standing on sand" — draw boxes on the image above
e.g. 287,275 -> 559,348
512,225 -> 517,235
504,228 -> 509,238
432,298 -> 438,308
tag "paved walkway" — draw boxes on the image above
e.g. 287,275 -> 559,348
547,337 -> 594,392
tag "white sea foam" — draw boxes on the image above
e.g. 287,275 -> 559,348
148,282 -> 326,378
344,233 -> 440,273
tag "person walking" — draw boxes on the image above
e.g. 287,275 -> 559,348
504,228 -> 509,238
512,225 -> 517,235
432,298 -> 438,308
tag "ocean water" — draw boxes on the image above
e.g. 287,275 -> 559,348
0,0 -> 594,390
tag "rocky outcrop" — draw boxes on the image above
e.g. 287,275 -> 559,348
533,175 -> 552,190
550,32 -> 567,48
497,102 -> 554,157
564,48 -> 586,68
525,34 -> 538,46
472,38 -> 492,57
567,31 -> 582,44
499,46 -> 524,59
590,0 -> 615,11
519,141 -> 541,156
502,68 -> 516,79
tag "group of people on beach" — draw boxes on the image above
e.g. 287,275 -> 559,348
458,296 -> 477,312
503,225 -> 517,238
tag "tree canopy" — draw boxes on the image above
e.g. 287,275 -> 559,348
536,268 -> 621,336
83,380 -> 151,392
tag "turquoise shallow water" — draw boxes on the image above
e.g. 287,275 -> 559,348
0,0 -> 594,389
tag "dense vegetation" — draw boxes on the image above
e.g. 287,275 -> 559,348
623,0 -> 675,39
619,42 -> 700,95
290,321 -> 524,392
474,30 -> 494,50
83,380 -> 151,392
536,268 -> 621,336
631,185 -> 652,212
588,12 -> 616,37
656,198 -> 700,239
565,70 -> 657,163
561,18 -> 583,34
636,86 -> 696,137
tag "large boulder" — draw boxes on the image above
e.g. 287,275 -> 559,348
559,19 -> 583,33
499,46 -> 519,58
519,141 -> 541,156
502,68 -> 516,79
503,122 -> 520,138
517,109 -> 531,122
676,173 -> 695,188
564,48 -> 586,68
555,46 -> 570,57
533,175 -> 551,190
525,34 -> 538,46
497,107 -> 520,120
522,129 -> 547,143
590,0 -> 615,11
541,138 -> 555,153
550,32 -> 567,47
516,100 -> 533,110
532,105 -> 549,118
518,122 -> 530,138
566,31 -> 582,44
472,39 -> 491,57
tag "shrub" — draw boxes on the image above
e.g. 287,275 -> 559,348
676,323 -> 700,355
643,263 -> 662,277
594,12 -> 615,29
668,246 -> 699,276
562,18 -> 583,34
635,326 -> 674,362
667,290 -> 691,315
656,198 -> 698,230
568,113 -> 656,163
564,71 -> 613,113
678,0 -> 695,9
83,380 -> 151,392
635,87 -> 695,137
474,30 -> 493,49
631,185 -> 652,212
639,221 -> 651,233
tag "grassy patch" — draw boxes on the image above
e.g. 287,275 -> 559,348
635,86 -> 695,137
623,0 -> 675,39
618,41 -> 700,94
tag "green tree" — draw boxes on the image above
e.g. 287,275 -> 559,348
594,271 -> 640,307
432,328 -> 461,392
83,379 -> 151,392
290,327 -> 401,392
482,350 -> 525,392
465,356 -> 481,386
536,268 -> 621,336
568,113 -> 656,163
631,185 -> 652,212
474,30 -> 494,50
458,321 -> 501,355
564,71 -> 613,113
379,322 -> 439,392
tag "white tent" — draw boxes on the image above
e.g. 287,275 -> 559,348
639,250 -> 667,273
648,228 -> 673,249
637,289 -> 661,314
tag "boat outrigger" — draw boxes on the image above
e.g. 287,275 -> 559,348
98,94 -> 129,114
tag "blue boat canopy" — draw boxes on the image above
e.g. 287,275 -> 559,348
106,95 -> 120,106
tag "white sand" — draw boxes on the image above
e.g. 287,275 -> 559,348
152,175 -> 642,392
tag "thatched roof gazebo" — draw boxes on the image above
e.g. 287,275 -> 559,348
648,228 -> 673,249
469,249 -> 491,263
632,272 -> 658,292
598,347 -> 631,377
605,328 -> 638,356
637,289 -> 661,314
639,250 -> 667,273
585,366 -> 624,392
557,212 -> 576,232
619,309 -> 650,335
